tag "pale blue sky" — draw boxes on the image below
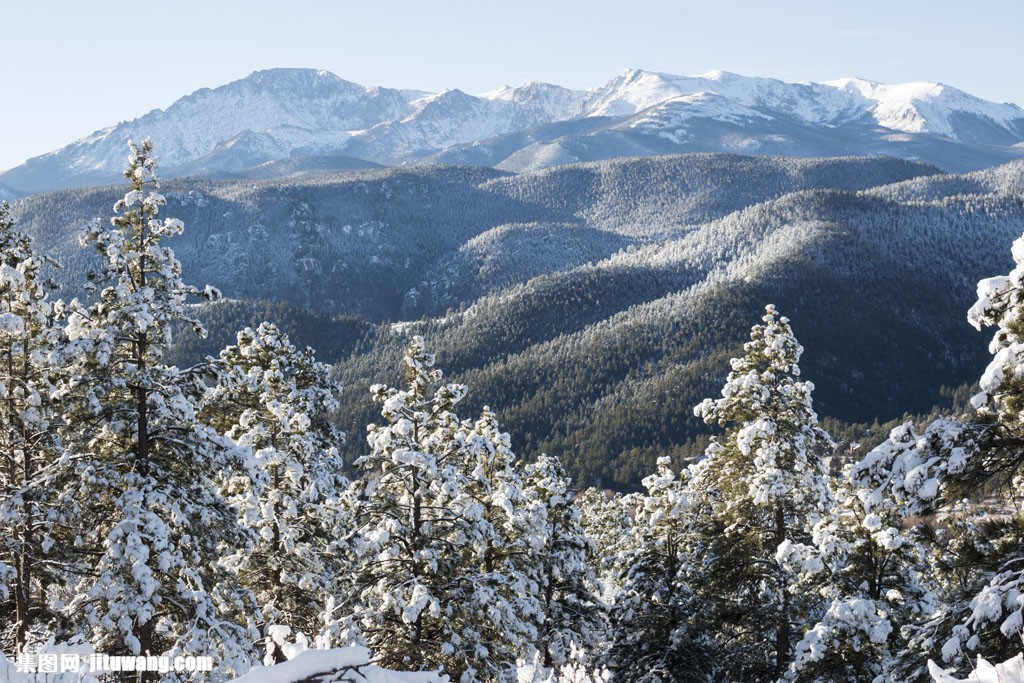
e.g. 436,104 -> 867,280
1,0 -> 1020,172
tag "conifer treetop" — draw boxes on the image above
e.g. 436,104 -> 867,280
693,304 -> 832,511
69,138 -> 218,355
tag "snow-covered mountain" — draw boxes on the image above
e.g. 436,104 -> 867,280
583,69 -> 863,124
587,69 -> 1024,140
1,69 -> 420,191
826,76 -> 1024,144
345,83 -> 586,163
4,67 -> 1024,192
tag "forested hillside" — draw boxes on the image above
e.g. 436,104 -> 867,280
10,153 -> 1023,488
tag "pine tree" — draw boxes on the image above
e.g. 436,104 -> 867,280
0,202 -> 65,654
608,457 -> 711,682
885,231 -> 1024,675
201,322 -> 348,656
957,232 -> 1024,661
522,453 -> 605,669
57,140 -> 256,675
346,336 -> 530,681
575,487 -> 637,607
786,432 -> 940,681
832,418 -> 983,681
689,305 -> 833,680
458,407 -> 542,672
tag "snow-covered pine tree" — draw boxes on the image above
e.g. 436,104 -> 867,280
57,140 -> 256,676
608,456 -> 711,682
885,231 -> 1024,676
575,487 -> 637,607
785,437 -> 939,682
0,202 -> 65,653
954,231 -> 1024,659
457,407 -> 542,671
828,418 -> 984,681
346,336 -> 532,682
689,305 -> 833,681
522,453 -> 605,669
201,322 -> 348,657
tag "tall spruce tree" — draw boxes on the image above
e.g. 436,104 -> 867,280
201,322 -> 348,656
0,202 -> 65,654
689,305 -> 833,680
345,336 -> 534,682
57,140 -> 256,675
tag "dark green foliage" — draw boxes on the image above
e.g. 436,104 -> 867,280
164,299 -> 372,368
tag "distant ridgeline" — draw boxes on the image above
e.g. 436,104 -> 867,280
11,153 -> 1024,488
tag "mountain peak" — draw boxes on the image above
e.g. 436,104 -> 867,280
481,85 -> 515,99
231,67 -> 367,93
695,69 -> 741,81
481,80 -> 582,98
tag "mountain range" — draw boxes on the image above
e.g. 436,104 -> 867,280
4,67 -> 1024,192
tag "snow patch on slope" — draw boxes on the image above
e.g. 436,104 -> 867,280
583,69 -> 866,126
827,77 -> 1024,136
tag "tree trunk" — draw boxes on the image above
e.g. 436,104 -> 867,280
135,620 -> 156,683
774,502 -> 790,678
8,342 -> 32,652
15,451 -> 32,652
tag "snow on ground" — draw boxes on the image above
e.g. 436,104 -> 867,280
234,647 -> 447,683
929,654 -> 1024,683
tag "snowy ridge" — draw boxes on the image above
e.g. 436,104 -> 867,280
587,68 -> 1024,137
827,77 -> 1024,136
929,653 -> 1024,682
478,81 -> 586,119
355,85 -> 585,161
582,69 -> 866,125
62,69 -> 414,170
0,646 -> 448,683
233,647 -> 446,683
3,67 -> 1024,192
